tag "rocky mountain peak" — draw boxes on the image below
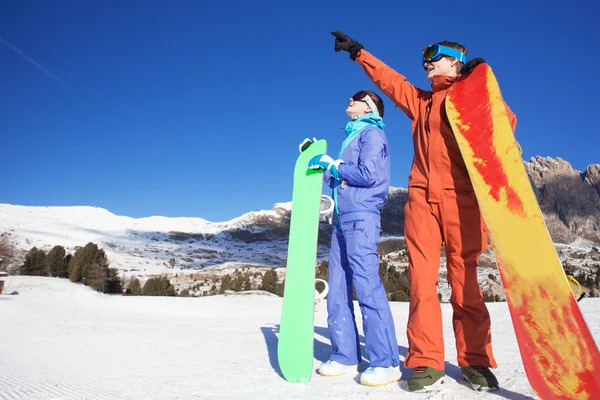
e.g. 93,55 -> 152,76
583,164 -> 600,195
524,157 -> 600,243
525,156 -> 579,187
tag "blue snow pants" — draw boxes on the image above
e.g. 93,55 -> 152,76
326,211 -> 399,367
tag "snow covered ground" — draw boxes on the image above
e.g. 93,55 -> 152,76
2,276 -> 598,399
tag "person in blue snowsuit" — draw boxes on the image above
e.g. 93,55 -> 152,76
306,90 -> 400,387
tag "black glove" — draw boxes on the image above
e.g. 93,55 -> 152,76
461,57 -> 486,74
331,30 -> 364,61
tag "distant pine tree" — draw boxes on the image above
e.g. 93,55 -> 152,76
21,247 -> 48,276
68,242 -> 108,284
378,259 -> 389,289
232,273 -> 245,292
261,269 -> 279,295
103,268 -> 122,294
126,278 -> 142,295
390,290 -> 409,302
47,246 -> 68,278
142,276 -> 176,296
377,260 -> 410,299
243,274 -> 252,291
67,242 -> 117,293
220,274 -> 233,293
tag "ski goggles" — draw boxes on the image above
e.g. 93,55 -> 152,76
422,44 -> 466,64
350,92 -> 380,116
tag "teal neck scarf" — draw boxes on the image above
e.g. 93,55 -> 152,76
339,113 -> 385,158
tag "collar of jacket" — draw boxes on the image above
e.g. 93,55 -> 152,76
431,75 -> 456,92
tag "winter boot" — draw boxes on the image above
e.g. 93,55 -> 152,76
461,366 -> 499,391
317,360 -> 358,377
359,366 -> 401,386
407,366 -> 445,391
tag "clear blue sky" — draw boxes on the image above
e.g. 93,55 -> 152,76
1,0 -> 599,222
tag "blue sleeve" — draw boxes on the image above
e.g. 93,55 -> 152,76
337,128 -> 387,187
323,170 -> 335,188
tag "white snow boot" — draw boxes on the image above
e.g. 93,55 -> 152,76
359,366 -> 401,386
317,360 -> 358,376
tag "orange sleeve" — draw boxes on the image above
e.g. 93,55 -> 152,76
504,102 -> 517,131
355,50 -> 424,121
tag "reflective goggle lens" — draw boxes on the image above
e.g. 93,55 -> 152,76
423,45 -> 441,62
422,44 -> 466,65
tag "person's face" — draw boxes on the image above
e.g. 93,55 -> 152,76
424,56 -> 458,81
346,97 -> 371,120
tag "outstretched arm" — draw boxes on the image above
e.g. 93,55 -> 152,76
355,50 -> 424,121
331,30 -> 425,120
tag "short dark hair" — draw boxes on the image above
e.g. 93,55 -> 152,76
433,41 -> 468,73
352,90 -> 385,118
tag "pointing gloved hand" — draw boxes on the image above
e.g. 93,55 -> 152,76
331,30 -> 364,61
308,154 -> 344,180
298,137 -> 318,153
461,57 -> 486,74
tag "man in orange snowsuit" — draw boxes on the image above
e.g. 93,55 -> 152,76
331,31 -> 517,392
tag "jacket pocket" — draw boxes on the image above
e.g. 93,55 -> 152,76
341,218 -> 366,235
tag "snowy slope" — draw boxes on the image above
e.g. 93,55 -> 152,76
4,276 -> 598,399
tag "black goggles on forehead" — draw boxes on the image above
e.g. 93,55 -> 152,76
349,92 -> 380,116
352,92 -> 368,101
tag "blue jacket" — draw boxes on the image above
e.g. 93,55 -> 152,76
324,126 -> 390,214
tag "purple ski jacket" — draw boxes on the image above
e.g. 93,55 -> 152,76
324,126 -> 390,215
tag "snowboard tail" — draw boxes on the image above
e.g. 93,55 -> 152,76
446,64 -> 600,399
277,139 -> 327,384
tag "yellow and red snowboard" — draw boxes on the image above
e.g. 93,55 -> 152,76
446,63 -> 600,399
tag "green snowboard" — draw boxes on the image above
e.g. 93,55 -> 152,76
277,139 -> 327,384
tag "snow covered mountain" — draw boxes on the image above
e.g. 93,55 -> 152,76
1,157 -> 599,300
0,201 -> 315,275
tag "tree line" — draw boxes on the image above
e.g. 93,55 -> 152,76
17,242 -> 181,296
20,243 -> 122,293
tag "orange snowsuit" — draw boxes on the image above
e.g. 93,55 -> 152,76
356,50 -> 517,370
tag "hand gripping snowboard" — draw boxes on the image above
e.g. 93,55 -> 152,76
446,63 -> 600,399
277,139 -> 327,384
